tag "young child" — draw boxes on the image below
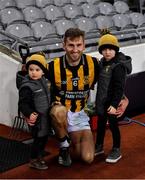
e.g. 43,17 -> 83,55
18,54 -> 51,170
95,31 -> 132,163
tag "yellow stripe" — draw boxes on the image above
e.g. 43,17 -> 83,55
76,100 -> 81,112
86,55 -> 95,87
66,69 -> 73,90
78,65 -> 84,90
65,99 -> 72,110
54,58 -> 61,88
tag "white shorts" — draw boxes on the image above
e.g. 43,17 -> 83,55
67,109 -> 90,133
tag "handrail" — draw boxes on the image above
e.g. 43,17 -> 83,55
0,29 -> 28,46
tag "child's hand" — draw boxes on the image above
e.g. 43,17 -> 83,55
28,112 -> 38,126
107,105 -> 117,115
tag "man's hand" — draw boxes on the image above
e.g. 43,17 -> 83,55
116,97 -> 129,118
107,105 -> 117,115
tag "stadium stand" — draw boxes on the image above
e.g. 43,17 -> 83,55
0,0 -> 144,58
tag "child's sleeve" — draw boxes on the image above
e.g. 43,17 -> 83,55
19,87 -> 35,118
110,64 -> 126,108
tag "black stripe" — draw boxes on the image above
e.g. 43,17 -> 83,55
71,65 -> 78,112
59,56 -> 66,105
81,55 -> 89,109
91,57 -> 99,89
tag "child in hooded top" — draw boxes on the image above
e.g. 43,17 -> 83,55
18,54 -> 51,170
95,30 -> 132,163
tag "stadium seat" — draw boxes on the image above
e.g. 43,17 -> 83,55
22,6 -> 46,23
15,0 -> 36,9
86,0 -> 101,4
0,7 -> 25,27
63,4 -> 83,19
81,3 -> 99,18
43,5 -> 64,22
54,0 -> 71,6
113,1 -> 130,14
36,0 -> 54,8
6,23 -> 35,41
0,0 -> 16,10
94,15 -> 116,31
112,14 -> 134,30
74,17 -> 97,36
54,19 -> 76,36
70,0 -> 86,5
97,2 -> 115,16
129,12 -> 145,28
31,21 -> 57,40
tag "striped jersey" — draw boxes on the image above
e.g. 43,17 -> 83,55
48,54 -> 99,112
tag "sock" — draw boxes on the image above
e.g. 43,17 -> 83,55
59,136 -> 70,148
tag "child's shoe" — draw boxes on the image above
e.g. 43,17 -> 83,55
106,147 -> 122,163
95,144 -> 104,156
29,158 -> 48,170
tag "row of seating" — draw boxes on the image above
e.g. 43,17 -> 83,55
0,0 -> 145,58
3,12 -> 145,40
0,1 -> 130,27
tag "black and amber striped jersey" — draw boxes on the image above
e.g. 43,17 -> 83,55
48,54 -> 99,112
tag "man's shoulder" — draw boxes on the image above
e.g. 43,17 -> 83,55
84,54 -> 99,63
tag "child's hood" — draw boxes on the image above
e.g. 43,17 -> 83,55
116,52 -> 132,74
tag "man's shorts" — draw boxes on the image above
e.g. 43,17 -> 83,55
67,109 -> 90,133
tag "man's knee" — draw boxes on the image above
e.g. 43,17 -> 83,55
82,153 -> 94,164
50,105 -> 67,125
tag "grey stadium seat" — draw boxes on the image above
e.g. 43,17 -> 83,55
15,0 -> 36,9
98,2 -> 115,16
0,0 -> 16,10
0,7 -> 25,27
6,23 -> 34,41
129,12 -> 145,28
31,21 -> 57,40
70,0 -> 86,5
113,1 -> 130,14
43,5 -> 64,22
74,17 -> 96,33
63,4 -> 83,19
86,0 -> 101,4
36,0 -> 54,8
23,6 -> 46,23
95,15 -> 116,31
54,19 -> 76,36
112,14 -> 133,30
53,0 -> 71,7
81,3 -> 99,18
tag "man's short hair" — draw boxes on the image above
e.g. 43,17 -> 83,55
64,28 -> 85,42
